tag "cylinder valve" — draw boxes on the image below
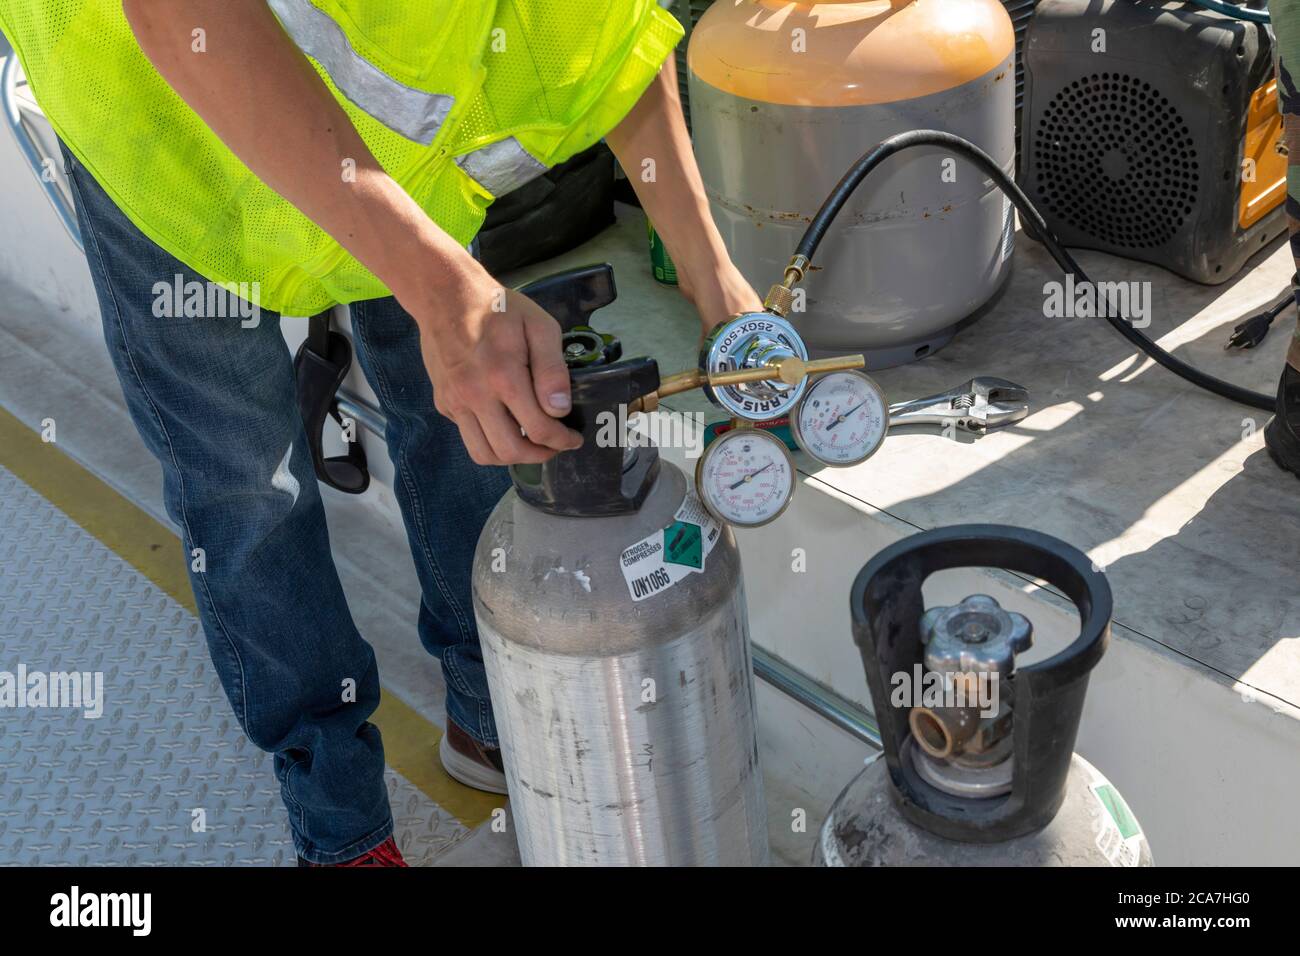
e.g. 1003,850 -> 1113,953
851,525 -> 1112,842
909,594 -> 1032,798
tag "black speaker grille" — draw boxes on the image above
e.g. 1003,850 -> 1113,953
1033,72 -> 1200,249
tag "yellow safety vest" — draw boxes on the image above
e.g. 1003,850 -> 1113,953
0,0 -> 682,314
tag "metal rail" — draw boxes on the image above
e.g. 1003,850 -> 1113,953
335,391 -> 388,440
2,55 -> 83,251
752,645 -> 880,748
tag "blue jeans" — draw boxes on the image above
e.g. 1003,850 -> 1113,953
60,143 -> 511,863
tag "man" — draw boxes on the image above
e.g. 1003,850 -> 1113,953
1271,0 -> 1300,479
0,1 -> 761,865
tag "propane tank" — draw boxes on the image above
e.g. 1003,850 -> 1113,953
816,525 -> 1153,866
472,264 -> 769,866
688,0 -> 1017,367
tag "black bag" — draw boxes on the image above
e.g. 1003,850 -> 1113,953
475,143 -> 616,274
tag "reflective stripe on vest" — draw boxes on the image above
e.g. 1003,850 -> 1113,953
456,137 -> 549,197
268,0 -> 453,145
270,0 -> 546,195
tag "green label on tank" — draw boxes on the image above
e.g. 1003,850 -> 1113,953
619,493 -> 720,602
1094,783 -> 1141,839
663,520 -> 703,570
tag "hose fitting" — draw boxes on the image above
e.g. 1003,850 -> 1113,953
763,254 -> 811,317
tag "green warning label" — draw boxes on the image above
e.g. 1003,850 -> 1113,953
619,493 -> 720,602
1094,783 -> 1141,839
663,520 -> 703,570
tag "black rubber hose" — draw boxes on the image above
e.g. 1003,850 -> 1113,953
1184,0 -> 1269,24
794,129 -> 1276,411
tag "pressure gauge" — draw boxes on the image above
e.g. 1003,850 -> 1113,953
701,313 -> 809,421
695,427 -> 795,528
791,370 -> 889,467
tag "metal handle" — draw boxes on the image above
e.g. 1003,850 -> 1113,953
2,54 -> 82,251
649,353 -> 866,406
887,394 -> 955,428
709,353 -> 865,388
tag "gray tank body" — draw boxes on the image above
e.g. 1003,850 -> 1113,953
816,752 -> 1153,867
690,61 -> 1016,367
472,463 -> 769,866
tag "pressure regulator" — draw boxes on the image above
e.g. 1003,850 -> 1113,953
631,311 -> 889,527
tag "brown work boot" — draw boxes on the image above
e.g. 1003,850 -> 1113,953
439,720 -> 508,794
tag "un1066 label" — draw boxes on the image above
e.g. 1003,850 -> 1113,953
619,493 -> 722,602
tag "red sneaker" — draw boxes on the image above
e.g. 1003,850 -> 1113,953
297,836 -> 408,867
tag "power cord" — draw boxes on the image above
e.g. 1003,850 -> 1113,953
1225,274 -> 1298,350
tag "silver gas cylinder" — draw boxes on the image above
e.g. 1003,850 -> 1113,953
816,525 -> 1153,867
817,751 -> 1151,867
688,0 -> 1017,366
472,266 -> 768,866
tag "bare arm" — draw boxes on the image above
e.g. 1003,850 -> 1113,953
605,62 -> 762,334
122,0 -> 580,465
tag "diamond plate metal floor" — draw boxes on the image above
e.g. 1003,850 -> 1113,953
0,463 -> 468,866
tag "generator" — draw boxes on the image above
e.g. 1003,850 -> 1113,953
1005,0 -> 1041,127
1020,0 -> 1285,284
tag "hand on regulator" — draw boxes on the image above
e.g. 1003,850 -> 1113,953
684,260 -> 763,344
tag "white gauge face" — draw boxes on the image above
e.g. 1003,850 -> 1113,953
695,428 -> 795,528
792,370 -> 888,467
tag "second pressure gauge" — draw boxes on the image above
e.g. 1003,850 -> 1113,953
695,427 -> 795,528
791,370 -> 888,467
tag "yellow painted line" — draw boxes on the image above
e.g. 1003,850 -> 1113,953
0,405 -> 195,612
372,691 -> 505,827
0,404 -> 503,828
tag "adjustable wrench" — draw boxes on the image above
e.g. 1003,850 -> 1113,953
888,377 -> 1030,434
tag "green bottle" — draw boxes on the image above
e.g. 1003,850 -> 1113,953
647,219 -> 678,286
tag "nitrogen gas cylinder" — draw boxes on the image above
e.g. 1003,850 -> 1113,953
471,265 -> 769,866
688,0 -> 1017,366
816,525 -> 1153,867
